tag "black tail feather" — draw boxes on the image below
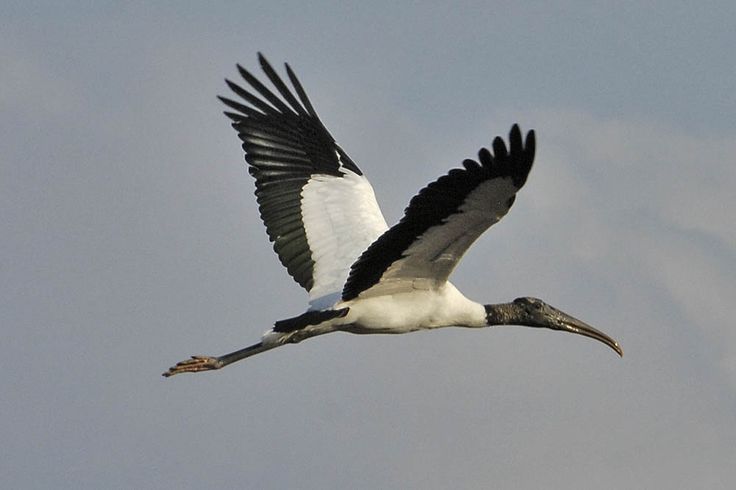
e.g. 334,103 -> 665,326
274,308 -> 349,333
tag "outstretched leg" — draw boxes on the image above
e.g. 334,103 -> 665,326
163,313 -> 347,377
162,341 -> 277,377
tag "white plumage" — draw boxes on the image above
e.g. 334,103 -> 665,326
301,169 -> 387,307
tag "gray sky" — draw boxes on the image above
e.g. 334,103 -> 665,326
2,1 -> 735,488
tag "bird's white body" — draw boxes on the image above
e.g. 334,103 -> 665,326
339,282 -> 487,333
261,282 -> 486,347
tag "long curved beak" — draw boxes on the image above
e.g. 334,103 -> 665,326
552,308 -> 623,357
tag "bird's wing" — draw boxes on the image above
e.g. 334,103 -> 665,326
220,54 -> 388,307
342,125 -> 535,300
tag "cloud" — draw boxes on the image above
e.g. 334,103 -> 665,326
516,109 -> 736,387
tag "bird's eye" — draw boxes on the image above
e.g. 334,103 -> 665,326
520,298 -> 543,310
513,297 -> 542,310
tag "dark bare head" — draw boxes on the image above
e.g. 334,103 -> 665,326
485,296 -> 622,356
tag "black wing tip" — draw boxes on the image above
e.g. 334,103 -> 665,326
455,124 -> 536,191
495,124 -> 535,186
284,61 -> 296,77
234,63 -> 255,87
509,123 -> 521,140
235,62 -> 252,79
224,54 -> 320,121
525,129 -> 536,161
492,135 -> 508,159
220,81 -> 239,108
223,110 -> 243,122
283,61 -> 318,118
230,54 -> 320,119
510,124 -> 535,158
257,52 -> 276,72
256,53 -> 274,73
462,158 -> 481,171
476,149 -> 491,167
476,124 -> 534,159
224,77 -> 240,91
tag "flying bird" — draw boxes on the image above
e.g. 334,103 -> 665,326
163,54 -> 621,377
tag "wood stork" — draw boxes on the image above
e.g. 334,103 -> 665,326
163,54 -> 621,377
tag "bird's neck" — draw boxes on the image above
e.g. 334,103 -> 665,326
483,302 -> 519,326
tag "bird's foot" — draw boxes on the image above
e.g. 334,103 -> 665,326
162,355 -> 223,377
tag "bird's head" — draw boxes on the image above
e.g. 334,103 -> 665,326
486,297 -> 623,356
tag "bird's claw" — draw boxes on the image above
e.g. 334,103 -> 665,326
162,355 -> 222,377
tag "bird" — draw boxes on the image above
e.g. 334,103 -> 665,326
163,54 -> 621,377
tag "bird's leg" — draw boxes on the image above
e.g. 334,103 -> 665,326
162,341 -> 277,377
162,355 -> 224,377
162,323 -> 336,377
